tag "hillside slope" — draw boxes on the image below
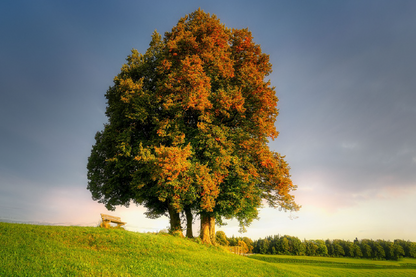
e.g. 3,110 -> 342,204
0,222 -> 305,276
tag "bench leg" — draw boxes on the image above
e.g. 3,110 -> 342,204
101,220 -> 110,228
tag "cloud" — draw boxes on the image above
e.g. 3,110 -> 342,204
341,142 -> 358,150
270,4 -> 416,214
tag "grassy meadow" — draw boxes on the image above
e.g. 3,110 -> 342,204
249,254 -> 416,276
1,222 -> 416,276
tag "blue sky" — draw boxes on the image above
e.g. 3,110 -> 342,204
1,0 -> 415,241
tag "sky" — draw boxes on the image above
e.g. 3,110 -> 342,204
1,0 -> 415,242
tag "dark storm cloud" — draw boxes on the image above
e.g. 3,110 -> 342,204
1,0 -> 415,229
270,1 -> 416,207
0,0 -> 193,221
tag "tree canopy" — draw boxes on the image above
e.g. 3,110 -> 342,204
252,235 -> 413,261
87,9 -> 299,244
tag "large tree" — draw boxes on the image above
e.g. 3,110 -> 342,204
87,9 -> 299,244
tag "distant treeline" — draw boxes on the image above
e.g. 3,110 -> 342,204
216,232 -> 416,261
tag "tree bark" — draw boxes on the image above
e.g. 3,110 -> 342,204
167,204 -> 182,236
184,206 -> 193,238
200,214 -> 211,244
209,216 -> 216,244
200,213 -> 215,244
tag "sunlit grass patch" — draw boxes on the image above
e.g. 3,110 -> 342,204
249,254 -> 416,276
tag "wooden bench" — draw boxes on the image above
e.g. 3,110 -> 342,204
100,213 -> 126,228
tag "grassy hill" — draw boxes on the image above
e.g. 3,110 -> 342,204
0,222 -> 301,276
1,222 -> 416,276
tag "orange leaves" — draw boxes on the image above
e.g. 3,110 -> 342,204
179,56 -> 212,111
260,158 -> 273,169
163,9 -> 234,82
214,87 -> 246,118
160,59 -> 172,71
253,148 -> 300,211
167,10 -> 297,211
234,36 -> 252,53
193,163 -> 220,212
228,28 -> 280,141
154,144 -> 192,183
151,144 -> 194,208
232,30 -> 253,53
156,9 -> 297,215
160,55 -> 213,113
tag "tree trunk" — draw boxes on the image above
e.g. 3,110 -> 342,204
200,214 -> 211,244
200,213 -> 215,244
184,206 -> 193,238
209,216 -> 216,244
168,204 -> 182,236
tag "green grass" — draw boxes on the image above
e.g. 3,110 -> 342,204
0,222 -> 305,276
1,222 -> 415,276
249,254 -> 416,276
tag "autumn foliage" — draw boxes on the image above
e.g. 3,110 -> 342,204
87,9 -> 299,244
